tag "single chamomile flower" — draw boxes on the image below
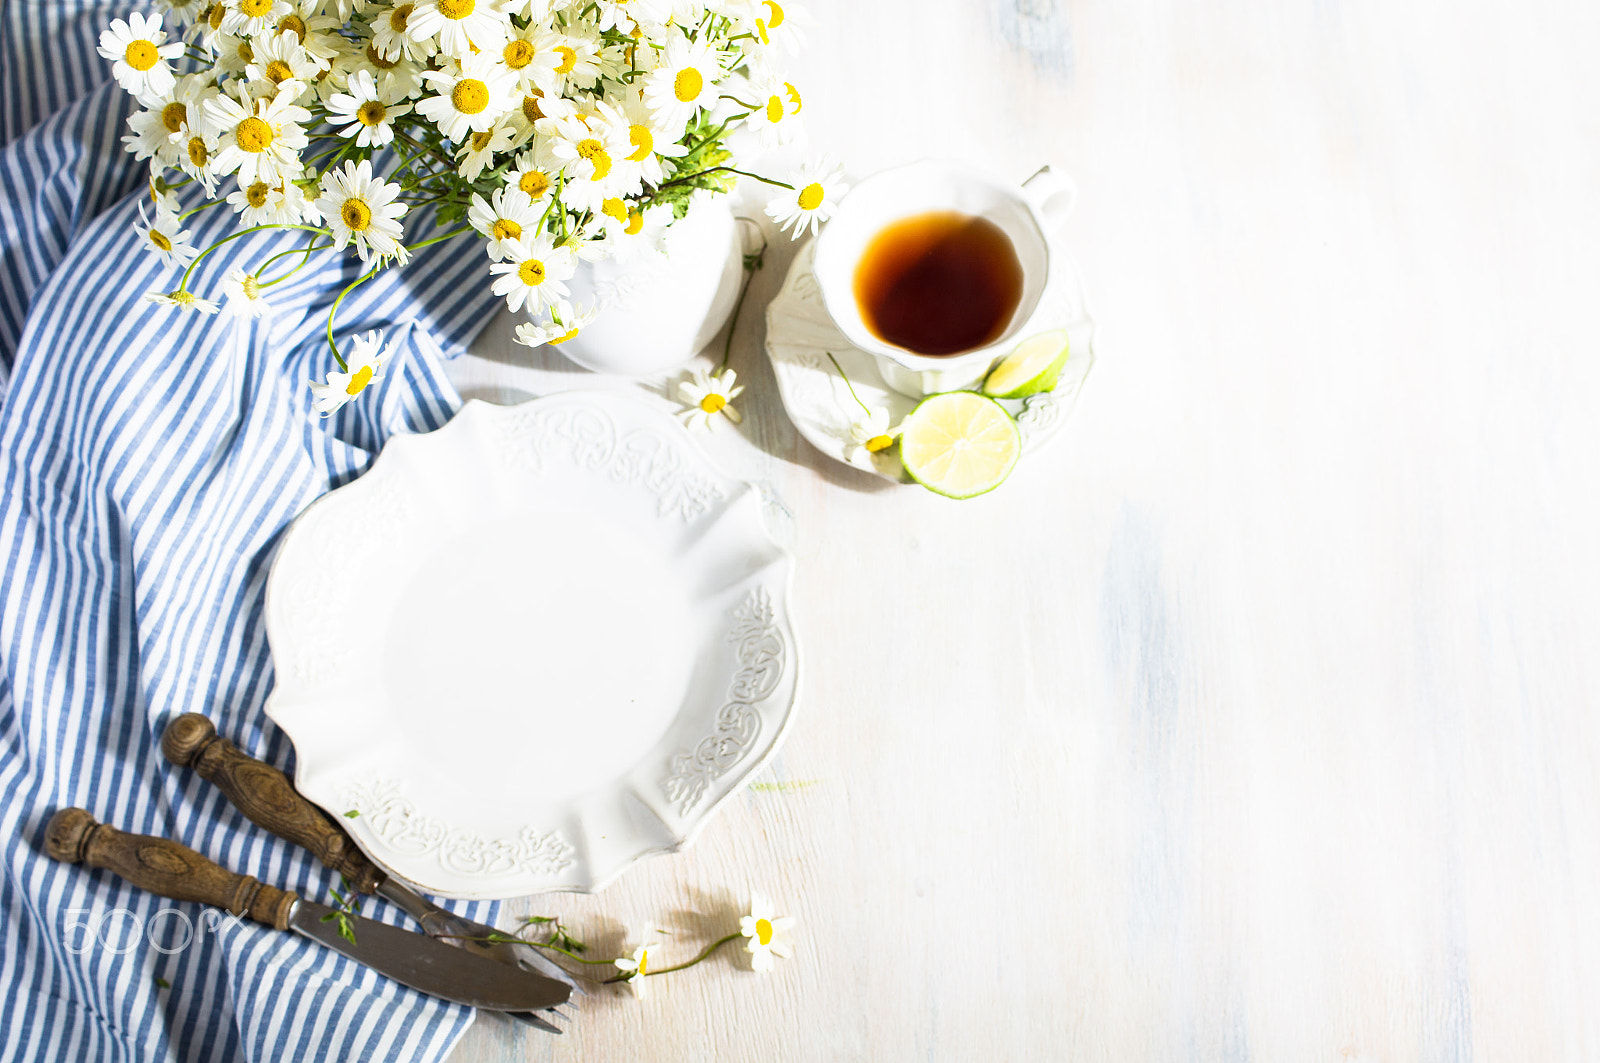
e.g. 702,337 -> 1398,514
612,941 -> 659,998
739,890 -> 796,973
98,12 -> 185,97
679,367 -> 744,429
642,34 -> 723,131
416,51 -> 519,141
221,269 -> 273,317
327,69 -> 412,147
227,177 -> 318,226
488,235 -> 574,313
741,72 -> 804,148
316,158 -> 409,264
135,202 -> 199,268
847,406 -> 903,462
219,0 -> 291,39
308,329 -> 393,416
455,120 -> 517,181
766,158 -> 846,238
467,185 -> 542,260
404,0 -> 511,61
244,28 -> 320,99
204,89 -> 311,186
508,147 -> 558,201
512,299 -> 596,347
370,0 -> 438,63
144,289 -> 221,313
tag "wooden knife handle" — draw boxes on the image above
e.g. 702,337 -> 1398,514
161,713 -> 385,895
44,808 -> 297,930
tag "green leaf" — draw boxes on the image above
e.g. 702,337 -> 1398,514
343,809 -> 359,819
154,976 -> 170,989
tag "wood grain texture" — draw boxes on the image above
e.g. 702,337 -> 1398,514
444,0 -> 1600,1059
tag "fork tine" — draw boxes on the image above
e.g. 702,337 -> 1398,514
508,1011 -> 563,1035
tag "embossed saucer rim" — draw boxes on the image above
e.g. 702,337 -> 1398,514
262,391 -> 800,898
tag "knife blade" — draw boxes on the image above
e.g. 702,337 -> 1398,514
160,714 -> 579,997
44,808 -> 570,1013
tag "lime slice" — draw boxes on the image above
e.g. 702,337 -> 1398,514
899,391 -> 1021,499
981,328 -> 1070,399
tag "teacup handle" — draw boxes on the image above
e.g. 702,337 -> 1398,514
1023,165 -> 1077,232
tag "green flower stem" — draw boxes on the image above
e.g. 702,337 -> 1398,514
658,165 -> 793,193
827,351 -> 875,416
176,198 -> 224,222
718,227 -> 767,369
323,227 -> 468,368
603,932 -> 743,984
256,238 -> 333,287
178,223 -> 331,293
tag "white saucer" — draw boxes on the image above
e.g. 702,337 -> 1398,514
764,239 -> 1097,483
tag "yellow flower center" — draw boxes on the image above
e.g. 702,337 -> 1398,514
148,227 -> 172,252
265,60 -> 295,83
278,13 -> 306,40
345,364 -> 374,396
341,198 -> 373,231
755,918 -> 774,945
240,0 -> 274,17
236,116 -> 274,152
237,41 -> 253,62
638,950 -> 649,977
601,197 -> 627,222
124,40 -> 159,71
161,102 -> 187,133
365,45 -> 398,69
452,78 -> 489,114
389,3 -> 412,31
785,81 -> 802,112
865,434 -> 894,453
626,124 -> 652,161
673,67 -> 702,103
576,138 -> 611,180
521,91 -> 544,123
765,94 -> 783,124
470,129 -> 495,151
624,209 -> 644,235
439,0 -> 474,18
358,100 -> 387,127
242,273 -> 261,299
764,0 -> 785,27
208,4 -> 225,31
518,259 -> 546,286
699,393 -> 727,414
797,182 -> 824,211
187,137 -> 209,166
549,326 -> 579,345
553,45 -> 577,73
490,218 -> 521,242
518,169 -> 549,198
245,180 -> 270,207
503,39 -> 533,68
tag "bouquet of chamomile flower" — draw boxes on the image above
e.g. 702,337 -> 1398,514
101,0 -> 847,414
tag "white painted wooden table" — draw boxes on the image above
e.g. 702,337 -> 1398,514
447,0 -> 1600,1059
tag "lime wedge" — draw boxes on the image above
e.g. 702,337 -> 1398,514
981,328 -> 1070,399
899,391 -> 1021,499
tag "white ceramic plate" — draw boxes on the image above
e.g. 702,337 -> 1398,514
764,238 -> 1097,483
263,392 -> 799,898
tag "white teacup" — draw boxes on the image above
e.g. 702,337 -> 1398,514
812,160 -> 1076,398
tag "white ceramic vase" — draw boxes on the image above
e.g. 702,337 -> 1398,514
540,196 -> 745,376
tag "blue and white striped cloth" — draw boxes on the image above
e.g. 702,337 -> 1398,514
0,3 -> 506,1059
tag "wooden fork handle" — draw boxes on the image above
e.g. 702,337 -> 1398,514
161,713 -> 385,895
44,808 -> 296,930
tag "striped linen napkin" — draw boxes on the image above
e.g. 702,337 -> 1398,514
0,4 -> 509,1060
